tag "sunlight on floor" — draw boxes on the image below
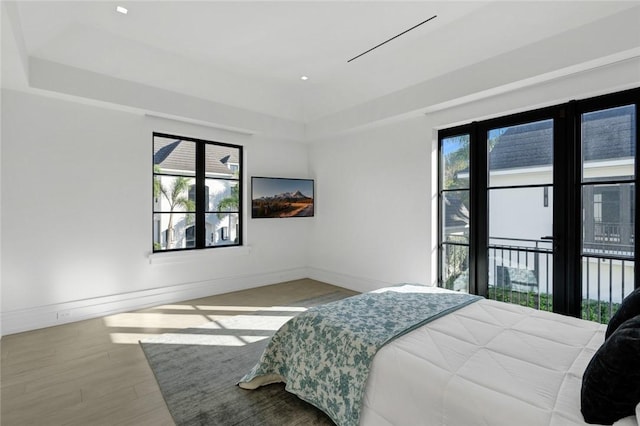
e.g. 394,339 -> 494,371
110,332 -> 166,344
193,305 -> 272,311
105,304 -> 309,346
104,312 -> 211,328
151,304 -> 198,310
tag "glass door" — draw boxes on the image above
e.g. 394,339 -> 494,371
486,119 -> 555,311
580,104 -> 636,322
438,87 -> 638,322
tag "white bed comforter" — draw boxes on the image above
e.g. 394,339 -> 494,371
360,297 -> 638,426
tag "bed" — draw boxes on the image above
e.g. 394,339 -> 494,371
239,284 -> 640,426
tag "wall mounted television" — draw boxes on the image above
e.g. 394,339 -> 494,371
251,177 -> 314,218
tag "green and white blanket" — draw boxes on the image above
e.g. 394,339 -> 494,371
239,285 -> 481,426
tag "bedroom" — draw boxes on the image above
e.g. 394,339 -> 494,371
1,1 -> 639,425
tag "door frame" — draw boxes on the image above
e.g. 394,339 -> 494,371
437,87 -> 639,318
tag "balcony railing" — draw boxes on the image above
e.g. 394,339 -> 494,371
582,256 -> 634,323
488,237 -> 634,324
584,221 -> 634,256
488,237 -> 553,312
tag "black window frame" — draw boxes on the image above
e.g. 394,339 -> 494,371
437,87 -> 639,319
152,132 -> 243,252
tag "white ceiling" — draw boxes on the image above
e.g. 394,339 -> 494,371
5,1 -> 640,124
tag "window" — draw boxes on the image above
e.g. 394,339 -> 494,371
439,133 -> 471,292
438,87 -> 639,323
153,133 -> 242,251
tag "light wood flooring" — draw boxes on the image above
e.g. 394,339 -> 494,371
0,279 -> 356,425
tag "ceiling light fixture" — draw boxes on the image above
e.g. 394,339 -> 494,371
300,75 -> 309,81
116,6 -> 128,15
347,15 -> 437,63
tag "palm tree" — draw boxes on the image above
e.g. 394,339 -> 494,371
216,183 -> 239,218
216,180 -> 239,243
154,167 -> 195,249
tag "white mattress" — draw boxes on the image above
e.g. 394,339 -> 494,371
359,297 -> 638,426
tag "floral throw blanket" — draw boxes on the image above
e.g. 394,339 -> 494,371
238,285 -> 481,426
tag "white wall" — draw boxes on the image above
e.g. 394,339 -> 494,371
308,117 -> 432,291
1,88 -> 311,334
307,58 -> 640,294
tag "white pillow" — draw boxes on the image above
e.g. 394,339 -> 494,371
612,408 -> 639,426
613,417 -> 636,426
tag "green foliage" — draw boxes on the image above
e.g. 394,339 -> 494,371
581,299 -> 620,324
216,181 -> 239,219
155,172 -> 195,249
488,288 -> 620,324
160,176 -> 193,212
442,135 -> 469,190
488,288 -> 553,312
442,239 -> 469,290
153,165 -> 162,200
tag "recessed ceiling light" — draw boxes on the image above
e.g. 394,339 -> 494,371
116,6 -> 128,15
300,75 -> 309,81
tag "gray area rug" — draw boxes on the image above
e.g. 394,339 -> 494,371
140,292 -> 350,425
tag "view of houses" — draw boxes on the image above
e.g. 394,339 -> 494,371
153,136 -> 240,250
443,104 -> 635,320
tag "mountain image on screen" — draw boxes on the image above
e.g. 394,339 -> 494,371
253,190 -> 314,218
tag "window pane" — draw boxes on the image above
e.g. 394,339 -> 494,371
206,179 -> 239,212
153,136 -> 195,176
489,187 -> 553,244
441,135 -> 470,190
488,117 -> 554,311
442,243 -> 469,292
206,144 -> 240,178
582,183 -> 635,257
153,213 -> 195,250
153,176 -> 196,212
206,213 -> 240,246
488,119 -> 553,187
442,190 -> 469,243
582,105 -> 636,182
582,257 -> 634,323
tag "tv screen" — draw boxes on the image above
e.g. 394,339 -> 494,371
251,177 -> 314,218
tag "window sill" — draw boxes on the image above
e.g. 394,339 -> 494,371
148,245 -> 252,265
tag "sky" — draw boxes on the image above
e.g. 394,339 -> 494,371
252,177 -> 314,199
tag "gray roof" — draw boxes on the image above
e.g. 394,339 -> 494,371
444,192 -> 469,229
489,106 -> 636,170
489,120 -> 553,170
154,138 -> 239,176
446,106 -> 635,233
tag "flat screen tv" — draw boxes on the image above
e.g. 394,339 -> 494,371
251,177 -> 314,218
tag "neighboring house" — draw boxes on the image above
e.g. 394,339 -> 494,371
446,106 -> 635,301
153,139 -> 240,250
486,106 -> 635,302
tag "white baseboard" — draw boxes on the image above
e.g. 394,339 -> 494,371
1,267 -> 307,336
306,266 -> 394,293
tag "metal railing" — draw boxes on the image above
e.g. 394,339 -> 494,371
441,242 -> 469,292
582,256 -> 634,323
445,236 -> 635,324
488,237 -> 553,312
584,222 -> 634,256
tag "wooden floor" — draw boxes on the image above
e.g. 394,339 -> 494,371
0,279 -> 356,425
